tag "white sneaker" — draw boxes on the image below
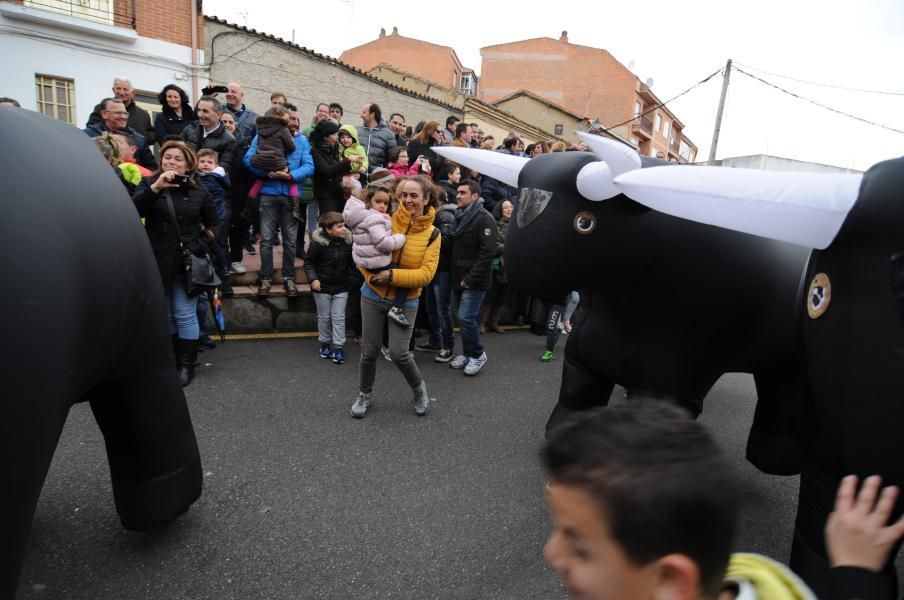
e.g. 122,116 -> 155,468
449,354 -> 469,369
464,352 -> 488,376
231,261 -> 246,274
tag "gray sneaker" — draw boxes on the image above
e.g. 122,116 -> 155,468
350,391 -> 371,418
449,354 -> 469,369
412,380 -> 429,416
464,352 -> 488,376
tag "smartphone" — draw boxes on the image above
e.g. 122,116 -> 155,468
172,174 -> 190,187
202,85 -> 229,95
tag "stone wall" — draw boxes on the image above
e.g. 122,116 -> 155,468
205,19 -> 462,127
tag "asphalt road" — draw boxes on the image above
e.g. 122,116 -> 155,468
16,331 -> 823,599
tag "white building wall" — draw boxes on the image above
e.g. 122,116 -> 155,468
0,5 -> 205,129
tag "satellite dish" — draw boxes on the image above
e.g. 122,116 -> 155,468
645,77 -> 654,88
627,60 -> 635,70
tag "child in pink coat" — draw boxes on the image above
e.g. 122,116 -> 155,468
342,183 -> 411,326
387,146 -> 432,179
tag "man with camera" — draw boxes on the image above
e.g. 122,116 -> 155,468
180,96 -> 236,173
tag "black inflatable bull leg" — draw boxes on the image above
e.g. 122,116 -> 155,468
746,362 -> 805,475
88,340 -> 202,530
0,107 -> 202,598
546,338 -> 615,433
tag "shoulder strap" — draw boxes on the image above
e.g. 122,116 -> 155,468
428,226 -> 440,246
163,190 -> 187,248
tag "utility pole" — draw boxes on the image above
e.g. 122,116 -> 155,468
708,58 -> 732,165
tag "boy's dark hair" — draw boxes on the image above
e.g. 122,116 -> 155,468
197,148 -> 219,162
283,102 -> 298,112
542,402 -> 739,598
437,161 -> 460,182
458,179 -> 481,198
329,102 -> 343,116
503,135 -> 520,150
318,211 -> 344,230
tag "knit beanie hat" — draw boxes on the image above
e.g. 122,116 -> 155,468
369,168 -> 394,186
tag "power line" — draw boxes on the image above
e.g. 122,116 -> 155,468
732,66 -> 904,135
598,67 -> 723,134
734,61 -> 904,97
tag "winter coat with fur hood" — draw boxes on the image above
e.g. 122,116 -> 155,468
342,196 -> 406,270
302,228 -> 356,295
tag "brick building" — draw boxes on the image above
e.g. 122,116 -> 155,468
481,32 -> 696,162
0,0 -> 205,128
339,27 -> 477,96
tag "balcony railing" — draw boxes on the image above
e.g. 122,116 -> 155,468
23,0 -> 135,29
669,138 -> 680,153
636,114 -> 653,135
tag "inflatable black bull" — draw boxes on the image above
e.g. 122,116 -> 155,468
0,108 -> 202,598
616,151 -> 904,597
439,138 -> 900,595
437,141 -> 812,475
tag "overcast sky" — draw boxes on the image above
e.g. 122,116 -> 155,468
205,0 -> 903,171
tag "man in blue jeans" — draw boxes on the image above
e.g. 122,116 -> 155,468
449,180 -> 497,375
243,107 -> 314,297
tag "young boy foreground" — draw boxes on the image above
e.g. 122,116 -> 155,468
541,403 -> 904,600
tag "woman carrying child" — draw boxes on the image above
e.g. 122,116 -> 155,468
311,120 -> 362,215
303,211 -> 356,365
347,177 -> 441,419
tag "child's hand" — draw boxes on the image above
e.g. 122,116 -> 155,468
311,280 -> 321,292
826,475 -> 904,571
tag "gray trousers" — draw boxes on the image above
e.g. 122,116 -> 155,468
312,291 -> 348,348
358,296 -> 422,394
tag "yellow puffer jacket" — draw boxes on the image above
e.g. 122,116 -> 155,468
362,205 -> 439,301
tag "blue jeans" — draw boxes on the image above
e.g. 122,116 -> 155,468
259,195 -> 298,280
453,288 -> 486,358
168,279 -> 200,340
430,271 -> 454,351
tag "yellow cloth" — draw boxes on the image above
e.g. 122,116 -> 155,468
117,162 -> 142,186
361,205 -> 438,301
724,553 -> 816,600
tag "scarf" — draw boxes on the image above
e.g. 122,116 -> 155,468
452,198 -> 485,238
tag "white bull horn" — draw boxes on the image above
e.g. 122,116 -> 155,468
433,147 -> 529,187
613,165 -> 862,249
574,132 -> 642,201
576,131 -> 642,177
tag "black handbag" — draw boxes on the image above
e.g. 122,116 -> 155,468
164,190 -> 221,297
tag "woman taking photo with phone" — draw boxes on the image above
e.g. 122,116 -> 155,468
351,176 -> 441,419
132,140 -> 220,387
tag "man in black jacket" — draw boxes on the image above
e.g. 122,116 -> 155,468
448,180 -> 497,376
83,97 -> 157,170
180,96 -> 236,173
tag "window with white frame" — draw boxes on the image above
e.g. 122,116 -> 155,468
662,119 -> 670,138
460,73 -> 476,95
35,74 -> 76,125
26,0 -> 113,25
634,101 -> 642,117
653,113 -> 661,134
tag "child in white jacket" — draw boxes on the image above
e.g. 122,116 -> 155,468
342,183 -> 410,326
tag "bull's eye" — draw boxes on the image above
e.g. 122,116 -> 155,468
516,188 -> 553,228
573,211 -> 596,235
